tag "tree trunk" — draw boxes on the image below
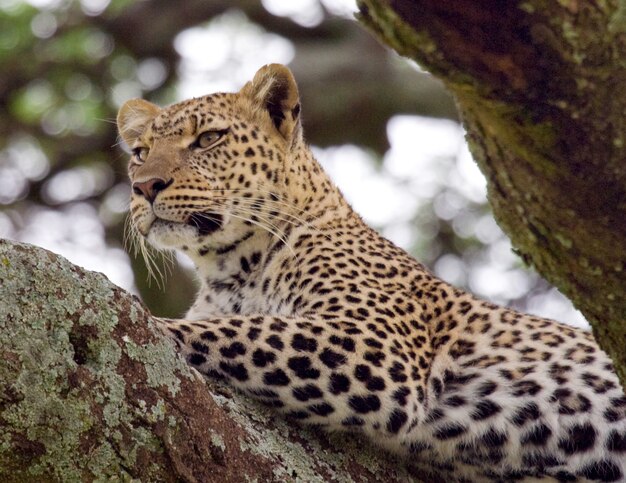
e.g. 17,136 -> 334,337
0,239 -> 425,482
357,0 -> 626,388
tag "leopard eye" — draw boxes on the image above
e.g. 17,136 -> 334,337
132,147 -> 149,163
192,129 -> 227,150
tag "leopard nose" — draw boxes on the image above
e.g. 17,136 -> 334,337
132,178 -> 173,203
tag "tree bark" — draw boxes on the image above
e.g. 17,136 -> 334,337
0,239 -> 426,482
357,0 -> 626,388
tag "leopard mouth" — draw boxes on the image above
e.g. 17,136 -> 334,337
187,212 -> 223,236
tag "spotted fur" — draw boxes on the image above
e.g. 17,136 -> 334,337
117,64 -> 626,482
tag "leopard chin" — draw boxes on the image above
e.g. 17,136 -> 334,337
144,213 -> 224,250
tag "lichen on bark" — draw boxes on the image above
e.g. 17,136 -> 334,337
0,239 -> 428,482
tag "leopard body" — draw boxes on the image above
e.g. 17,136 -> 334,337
117,64 -> 626,482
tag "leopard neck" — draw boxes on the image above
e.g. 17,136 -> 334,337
283,141 -> 348,219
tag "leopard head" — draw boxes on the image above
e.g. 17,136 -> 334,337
117,64 -> 302,254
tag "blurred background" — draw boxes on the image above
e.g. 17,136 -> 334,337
0,0 -> 587,327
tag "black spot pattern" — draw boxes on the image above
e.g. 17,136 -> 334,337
329,373 -> 350,394
200,330 -> 218,342
263,368 -> 290,386
247,327 -> 262,341
220,341 -> 246,358
389,361 -> 407,382
392,386 -> 411,406
476,380 -> 497,397
511,402 -> 541,426
579,460 -> 622,482
480,428 -> 508,448
444,395 -> 466,407
188,353 -> 206,366
366,376 -> 386,391
309,402 -> 334,416
606,430 -> 626,452
319,348 -> 346,368
434,423 -> 467,440
219,361 -> 248,381
521,423 -> 552,446
266,335 -> 284,350
292,384 -> 323,401
386,409 -> 408,434
348,394 -> 381,414
558,423 -> 596,454
291,333 -> 318,352
342,416 -> 365,427
471,400 -> 501,420
287,356 -> 320,379
191,341 -> 209,354
252,348 -> 276,367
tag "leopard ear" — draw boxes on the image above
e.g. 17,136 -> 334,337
117,99 -> 160,147
241,64 -> 301,141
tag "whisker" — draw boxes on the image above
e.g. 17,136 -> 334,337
177,193 -> 333,246
195,210 -> 296,259
210,196 -> 332,241
125,186 -> 320,283
228,205 -> 293,240
96,117 -> 119,125
219,200 -> 302,229
188,193 -> 314,224
180,200 -> 296,239
125,213 -> 174,289
206,187 -> 307,214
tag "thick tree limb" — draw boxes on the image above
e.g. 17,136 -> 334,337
357,0 -> 626,387
0,239 -> 425,481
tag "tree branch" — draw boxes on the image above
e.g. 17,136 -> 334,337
0,239 -> 426,481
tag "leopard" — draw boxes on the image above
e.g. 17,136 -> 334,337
117,64 -> 626,482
